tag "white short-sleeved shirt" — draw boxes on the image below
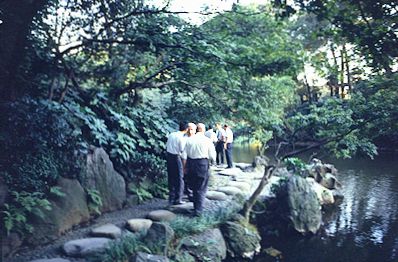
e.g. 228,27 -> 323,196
216,128 -> 226,141
225,128 -> 233,143
204,129 -> 217,143
166,131 -> 186,155
182,133 -> 216,161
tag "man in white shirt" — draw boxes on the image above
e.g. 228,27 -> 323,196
183,123 -> 216,216
215,123 -> 226,165
183,122 -> 197,201
223,124 -> 234,168
204,125 -> 217,143
166,122 -> 188,205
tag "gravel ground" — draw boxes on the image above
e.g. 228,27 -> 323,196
5,198 -> 169,262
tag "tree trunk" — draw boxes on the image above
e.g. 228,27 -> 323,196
340,47 -> 345,98
343,45 -> 352,92
304,73 -> 312,104
0,0 -> 48,102
241,165 -> 276,221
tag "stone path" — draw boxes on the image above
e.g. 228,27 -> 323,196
5,163 -> 274,262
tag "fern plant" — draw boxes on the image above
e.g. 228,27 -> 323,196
87,189 -> 103,215
128,180 -> 153,203
2,191 -> 52,236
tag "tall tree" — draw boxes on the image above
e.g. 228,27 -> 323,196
0,0 -> 48,101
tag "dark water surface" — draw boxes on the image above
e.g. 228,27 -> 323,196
233,144 -> 398,262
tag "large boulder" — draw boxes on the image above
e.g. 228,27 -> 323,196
306,178 -> 335,206
256,175 -> 322,235
80,147 -> 126,213
143,222 -> 175,253
1,233 -> 23,258
307,159 -> 340,189
29,178 -> 90,244
220,220 -> 261,259
180,228 -> 227,262
280,175 -> 321,234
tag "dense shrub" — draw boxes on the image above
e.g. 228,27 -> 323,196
0,97 -> 84,192
3,152 -> 60,192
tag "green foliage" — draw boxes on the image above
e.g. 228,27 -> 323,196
285,97 -> 379,158
128,181 -> 154,204
149,177 -> 169,199
2,191 -> 51,236
270,177 -> 289,196
49,186 -> 66,197
2,152 -> 60,193
169,204 -> 240,239
97,232 -> 150,262
0,97 -> 84,193
127,152 -> 167,181
87,189 -> 103,215
127,176 -> 168,203
282,0 -> 397,72
284,157 -> 307,177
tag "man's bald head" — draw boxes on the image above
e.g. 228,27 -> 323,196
187,122 -> 197,137
197,123 -> 205,133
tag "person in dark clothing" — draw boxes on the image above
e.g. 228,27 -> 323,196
215,123 -> 226,165
166,122 -> 188,205
182,123 -> 216,216
223,124 -> 234,168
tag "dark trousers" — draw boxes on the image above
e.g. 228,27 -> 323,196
225,143 -> 233,168
216,141 -> 225,165
186,158 -> 209,213
166,153 -> 184,204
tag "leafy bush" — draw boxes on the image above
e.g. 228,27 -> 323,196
97,232 -> 151,262
3,152 -> 60,193
87,189 -> 103,215
2,191 -> 52,235
169,204 -> 240,238
284,157 -> 307,177
0,97 -> 84,193
128,181 -> 154,204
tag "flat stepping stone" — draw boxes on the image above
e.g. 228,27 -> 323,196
227,181 -> 251,193
63,238 -> 111,257
168,202 -> 194,214
206,191 -> 228,201
234,176 -> 252,182
210,166 -> 226,172
251,172 -> 265,179
218,168 -> 242,177
217,186 -> 243,196
127,219 -> 153,233
30,259 -> 71,262
147,210 -> 177,222
235,163 -> 253,170
90,223 -> 121,239
132,252 -> 169,262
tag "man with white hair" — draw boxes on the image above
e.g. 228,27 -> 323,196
182,123 -> 216,216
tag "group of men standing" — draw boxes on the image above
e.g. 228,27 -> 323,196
165,122 -> 234,216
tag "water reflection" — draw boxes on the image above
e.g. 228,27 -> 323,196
233,145 -> 398,262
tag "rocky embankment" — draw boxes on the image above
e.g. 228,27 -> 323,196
3,156 -> 341,262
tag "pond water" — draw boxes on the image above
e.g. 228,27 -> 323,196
233,144 -> 398,262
